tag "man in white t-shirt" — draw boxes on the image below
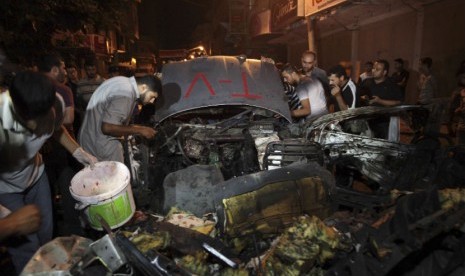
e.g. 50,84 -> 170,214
281,64 -> 328,121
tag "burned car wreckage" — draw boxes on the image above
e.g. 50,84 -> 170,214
113,56 -> 465,275
24,56 -> 465,275
130,56 -> 447,209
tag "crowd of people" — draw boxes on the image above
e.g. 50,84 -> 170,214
278,51 -> 405,120
0,46 -> 464,274
276,50 -> 465,143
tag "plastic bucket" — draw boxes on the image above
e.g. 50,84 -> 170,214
70,161 -> 135,231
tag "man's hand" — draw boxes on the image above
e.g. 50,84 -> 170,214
369,96 -> 380,105
331,85 -> 341,96
138,126 -> 157,139
0,205 -> 41,240
11,205 -> 41,236
72,147 -> 98,166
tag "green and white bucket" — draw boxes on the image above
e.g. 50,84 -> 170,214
70,161 -> 135,231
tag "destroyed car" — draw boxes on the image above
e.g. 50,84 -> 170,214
128,55 -> 325,211
129,56 -> 445,212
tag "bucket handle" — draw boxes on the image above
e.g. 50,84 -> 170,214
75,202 -> 90,211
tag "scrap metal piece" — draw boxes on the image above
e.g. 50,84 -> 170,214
202,243 -> 238,268
163,165 -> 224,217
21,236 -> 92,276
69,234 -> 127,275
263,138 -> 324,170
88,234 -> 127,272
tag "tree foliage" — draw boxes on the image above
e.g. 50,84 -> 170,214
0,0 -> 132,64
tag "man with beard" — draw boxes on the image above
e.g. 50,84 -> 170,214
38,54 -> 74,135
300,50 -> 327,83
360,59 -> 403,140
282,64 -> 328,122
78,75 -> 161,162
327,64 -> 358,112
76,60 -> 104,110
360,59 -> 403,107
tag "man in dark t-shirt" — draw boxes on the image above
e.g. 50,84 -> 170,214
360,59 -> 403,139
390,58 -> 409,99
361,59 -> 403,106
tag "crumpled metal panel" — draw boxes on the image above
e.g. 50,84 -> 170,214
155,56 -> 292,123
221,176 -> 332,236
21,236 -> 92,276
306,105 -> 434,190
163,165 -> 225,217
215,162 -> 335,236
318,131 -> 414,188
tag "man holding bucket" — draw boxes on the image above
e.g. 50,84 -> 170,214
78,75 -> 161,162
0,71 -> 97,273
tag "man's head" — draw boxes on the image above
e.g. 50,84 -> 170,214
301,51 -> 317,74
373,59 -> 389,82
108,66 -> 120,78
281,64 -> 301,86
394,58 -> 404,72
364,61 -> 374,73
84,60 -> 98,79
328,65 -> 348,88
9,71 -> 56,133
37,54 -> 67,83
136,75 -> 162,104
66,62 -> 79,83
419,57 -> 432,75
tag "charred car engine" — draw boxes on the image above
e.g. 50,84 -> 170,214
147,107 -> 280,185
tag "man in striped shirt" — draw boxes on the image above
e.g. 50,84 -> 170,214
283,81 -> 302,111
281,64 -> 328,122
283,81 -> 303,123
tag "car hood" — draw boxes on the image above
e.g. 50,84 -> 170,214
154,55 -> 292,123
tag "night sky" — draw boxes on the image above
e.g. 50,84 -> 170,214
138,0 -> 212,49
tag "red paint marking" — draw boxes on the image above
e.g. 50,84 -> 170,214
219,79 -> 232,83
231,72 -> 262,99
184,73 -> 216,98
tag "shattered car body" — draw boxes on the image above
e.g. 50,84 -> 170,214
129,56 -> 312,210
130,56 -> 440,216
303,105 -> 437,192
117,55 -> 465,275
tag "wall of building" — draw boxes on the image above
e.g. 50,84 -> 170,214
319,31 -> 352,71
287,41 -> 307,65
